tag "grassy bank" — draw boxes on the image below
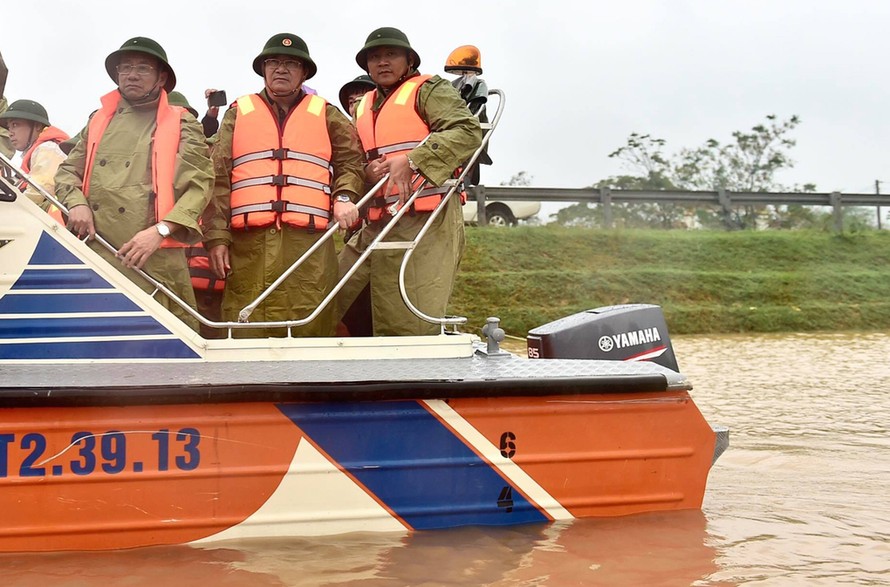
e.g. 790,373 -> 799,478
449,227 -> 890,337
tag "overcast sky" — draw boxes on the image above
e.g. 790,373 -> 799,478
4,1 -> 889,197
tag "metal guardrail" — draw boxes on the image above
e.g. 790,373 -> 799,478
470,185 -> 890,231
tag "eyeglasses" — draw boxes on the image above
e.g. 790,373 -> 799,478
116,64 -> 156,77
264,58 -> 303,72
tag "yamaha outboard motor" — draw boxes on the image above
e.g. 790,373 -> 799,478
526,304 -> 679,372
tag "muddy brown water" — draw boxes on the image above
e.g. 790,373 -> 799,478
2,332 -> 888,586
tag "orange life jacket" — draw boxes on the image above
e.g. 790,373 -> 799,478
186,242 -> 225,292
354,74 -> 456,222
18,125 -> 70,225
229,93 -> 333,231
20,126 -> 69,173
83,89 -> 186,248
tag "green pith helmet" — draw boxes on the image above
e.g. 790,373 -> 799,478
0,99 -> 50,128
252,33 -> 317,79
338,74 -> 375,112
167,91 -> 199,118
355,27 -> 421,72
104,36 -> 177,92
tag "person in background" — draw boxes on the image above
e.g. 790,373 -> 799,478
336,27 -> 482,336
0,99 -> 69,217
444,44 -> 492,186
167,90 -> 225,337
334,73 -> 377,337
201,88 -> 223,139
0,51 -> 14,158
54,37 -> 213,331
338,74 -> 375,119
168,90 -> 200,118
204,33 -> 364,338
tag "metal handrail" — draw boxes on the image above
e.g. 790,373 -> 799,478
1,142 -> 432,336
0,152 -> 209,328
396,89 -> 505,330
0,88 -> 506,337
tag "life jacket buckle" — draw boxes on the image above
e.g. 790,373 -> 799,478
271,148 -> 287,160
270,200 -> 286,213
271,174 -> 286,187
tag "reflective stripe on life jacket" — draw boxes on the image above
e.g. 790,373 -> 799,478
83,89 -> 186,248
354,74 -> 451,222
18,125 -> 70,225
186,243 -> 225,292
230,93 -> 333,231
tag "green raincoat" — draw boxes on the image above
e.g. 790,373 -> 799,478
204,90 -> 364,338
337,73 -> 482,336
0,97 -> 13,158
55,92 -> 213,330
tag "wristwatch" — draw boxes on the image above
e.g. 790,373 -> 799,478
406,155 -> 418,172
155,222 -> 171,238
334,194 -> 352,203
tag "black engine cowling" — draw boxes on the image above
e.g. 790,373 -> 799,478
526,304 -> 679,372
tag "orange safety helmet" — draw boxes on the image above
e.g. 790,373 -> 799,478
444,45 -> 482,74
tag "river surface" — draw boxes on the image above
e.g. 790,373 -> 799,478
1,332 -> 888,586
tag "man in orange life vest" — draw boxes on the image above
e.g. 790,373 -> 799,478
0,100 -> 69,217
55,37 -> 214,330
204,33 -> 364,338
336,27 -> 482,336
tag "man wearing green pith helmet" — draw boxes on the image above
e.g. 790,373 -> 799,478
55,37 -> 213,331
0,99 -> 69,213
204,33 -> 365,337
336,27 -> 482,336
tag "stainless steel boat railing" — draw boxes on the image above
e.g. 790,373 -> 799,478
0,88 -> 505,338
0,151 -> 216,328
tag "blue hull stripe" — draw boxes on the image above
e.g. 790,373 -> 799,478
11,268 -> 113,290
0,316 -> 171,338
0,339 -> 200,360
0,230 -> 198,360
29,232 -> 83,265
278,402 -> 548,530
0,292 -> 142,314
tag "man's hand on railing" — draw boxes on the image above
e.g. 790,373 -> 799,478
381,153 -> 413,205
116,224 -> 166,269
333,199 -> 359,230
365,155 -> 386,184
67,204 -> 96,241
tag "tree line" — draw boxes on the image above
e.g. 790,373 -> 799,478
506,115 -> 878,230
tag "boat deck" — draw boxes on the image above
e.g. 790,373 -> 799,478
0,345 -> 689,405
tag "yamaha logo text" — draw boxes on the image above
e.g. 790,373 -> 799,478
598,327 -> 661,353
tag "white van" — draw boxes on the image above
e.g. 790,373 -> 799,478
462,200 -> 541,226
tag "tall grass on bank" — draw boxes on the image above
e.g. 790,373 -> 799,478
450,227 -> 890,337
